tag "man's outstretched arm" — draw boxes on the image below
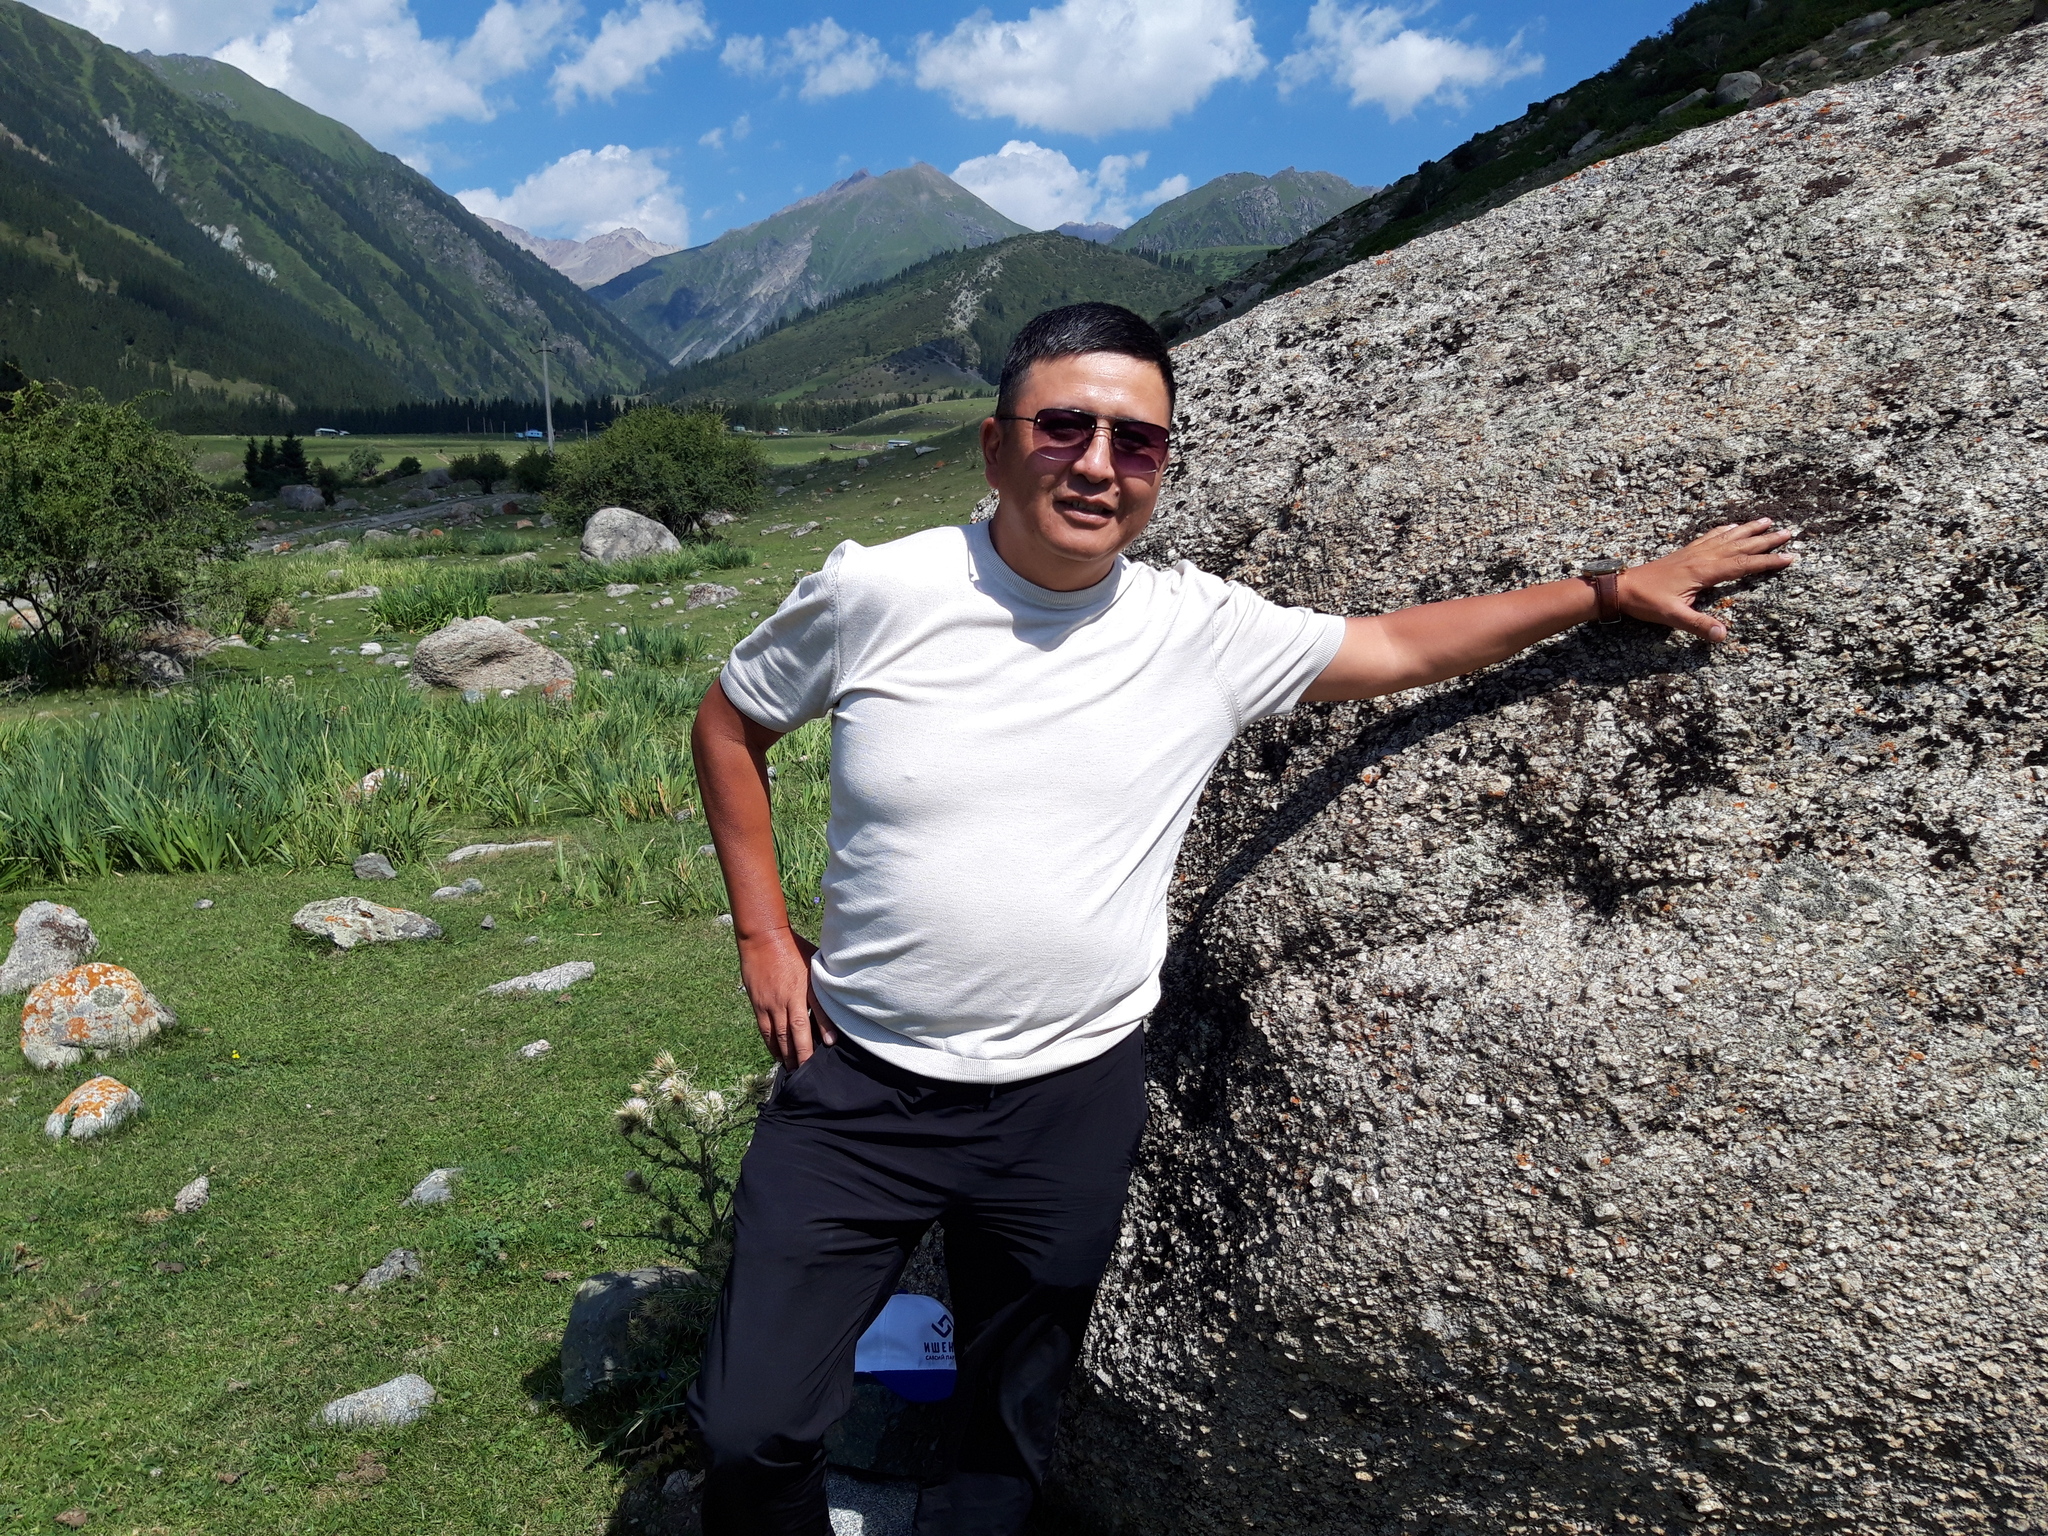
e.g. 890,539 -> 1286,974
1302,518 -> 1797,703
692,679 -> 835,1069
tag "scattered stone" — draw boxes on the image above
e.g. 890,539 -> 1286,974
21,964 -> 175,1070
305,539 -> 350,556
461,687 -> 483,703
45,1076 -> 142,1140
443,840 -> 555,865
174,1176 -> 210,1214
352,853 -> 397,881
195,899 -> 214,910
358,642 -> 383,657
827,1471 -> 919,1536
503,617 -> 544,631
480,915 -> 496,930
483,961 -> 593,996
560,1266 -> 705,1405
403,1168 -> 461,1206
354,767 -> 403,799
130,650 -> 185,686
277,484 -> 324,512
1845,9 -> 1891,35
290,897 -> 442,950
363,529 -> 398,544
320,1374 -> 436,1429
603,583 -> 639,598
411,616 -> 575,697
543,1268 -> 572,1282
323,583 -> 380,600
154,1260 -> 185,1275
714,913 -> 733,927
54,1510 -> 87,1529
519,1039 -> 551,1059
355,1248 -> 422,1292
499,550 -> 538,565
0,901 -> 98,995
685,583 -> 740,610
1715,69 -> 1763,105
788,522 -> 821,538
581,506 -> 681,564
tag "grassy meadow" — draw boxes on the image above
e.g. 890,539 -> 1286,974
0,419 -> 998,1531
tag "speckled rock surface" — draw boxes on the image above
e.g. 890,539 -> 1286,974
290,897 -> 442,949
319,1373 -> 436,1428
482,960 -> 594,996
20,962 -> 174,1070
1055,36 -> 2048,1536
0,901 -> 97,995
45,1076 -> 142,1140
409,615 -> 575,696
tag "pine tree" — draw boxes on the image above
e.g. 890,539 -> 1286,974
243,437 -> 261,487
277,432 -> 309,482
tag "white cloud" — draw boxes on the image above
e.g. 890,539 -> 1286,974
916,0 -> 1262,136
213,0 -> 575,144
456,143 -> 688,244
721,17 -> 894,100
1277,0 -> 1541,118
699,126 -> 724,148
951,140 -> 1186,230
697,111 -> 750,150
550,0 -> 714,108
30,0 -> 279,53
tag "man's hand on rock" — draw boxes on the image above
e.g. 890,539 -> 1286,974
739,925 -> 834,1070
1617,517 -> 1798,643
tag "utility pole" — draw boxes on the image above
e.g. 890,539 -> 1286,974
534,334 -> 557,454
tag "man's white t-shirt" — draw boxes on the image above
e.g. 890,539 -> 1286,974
718,520 -> 1345,1084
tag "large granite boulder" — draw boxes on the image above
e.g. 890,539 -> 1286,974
410,615 -> 575,697
560,1266 -> 709,1406
581,506 -> 681,564
0,902 -> 97,995
1055,36 -> 2048,1536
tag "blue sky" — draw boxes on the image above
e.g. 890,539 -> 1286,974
44,0 -> 1681,247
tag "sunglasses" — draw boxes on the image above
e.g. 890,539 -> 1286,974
995,408 -> 1171,475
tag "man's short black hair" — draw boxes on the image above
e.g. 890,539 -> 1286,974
995,302 -> 1176,420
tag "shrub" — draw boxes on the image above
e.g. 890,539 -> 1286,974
544,405 -> 764,537
343,447 -> 383,483
449,450 -> 508,493
193,561 -> 296,643
0,384 -> 244,681
314,462 -> 341,505
511,446 -> 554,493
390,455 -> 423,480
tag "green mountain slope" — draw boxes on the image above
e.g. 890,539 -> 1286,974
596,164 -> 1028,368
1157,0 -> 2029,343
0,0 -> 658,413
1112,169 -> 1369,255
654,232 -> 1205,406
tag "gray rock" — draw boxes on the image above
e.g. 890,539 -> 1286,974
603,582 -> 639,597
1845,9 -> 1891,36
20,964 -> 175,1070
305,539 -> 350,556
403,1168 -> 460,1206
518,1039 -> 551,1059
482,960 -> 593,996
411,616 -> 575,697
0,901 -> 98,995
826,1472 -> 918,1536
355,1248 -> 422,1292
581,507 -> 680,564
363,529 -> 398,544
788,521 -> 821,538
43,1075 -> 141,1140
560,1266 -> 706,1405
1057,37 -> 2048,1534
352,852 -> 397,881
1655,87 -> 1708,117
1785,46 -> 1825,69
195,899 -> 214,910
131,650 -> 184,685
418,467 -> 451,489
969,492 -> 997,523
290,897 -> 441,949
276,484 -> 324,512
319,1373 -> 436,1428
684,582 -> 740,610
173,1176 -> 209,1214
320,585 -> 380,601
479,915 -> 496,930
1714,69 -> 1763,105
444,841 -> 555,865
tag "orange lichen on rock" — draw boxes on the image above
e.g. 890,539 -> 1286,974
45,1074 -> 142,1139
20,962 -> 174,1071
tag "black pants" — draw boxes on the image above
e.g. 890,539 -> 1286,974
689,1028 -> 1147,1535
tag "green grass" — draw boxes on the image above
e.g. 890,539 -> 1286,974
1,860 -> 763,1534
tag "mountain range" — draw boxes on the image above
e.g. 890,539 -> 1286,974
595,165 -> 1029,368
0,0 -> 657,417
1112,168 -> 1370,255
480,219 -> 680,289
654,231 -> 1204,406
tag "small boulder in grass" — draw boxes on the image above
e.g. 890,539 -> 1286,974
320,1374 -> 436,1429
443,840 -> 555,865
581,507 -> 680,564
21,963 -> 175,1070
0,901 -> 98,995
404,1167 -> 461,1205
484,961 -> 593,996
174,1176 -> 210,1214
356,1248 -> 423,1292
291,897 -> 441,949
46,1076 -> 142,1140
519,1039 -> 552,1059
352,852 -> 397,881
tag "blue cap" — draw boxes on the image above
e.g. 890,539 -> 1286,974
855,1292 -> 957,1403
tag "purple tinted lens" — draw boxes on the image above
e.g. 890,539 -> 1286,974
1034,409 -> 1096,447
1031,409 -> 1169,467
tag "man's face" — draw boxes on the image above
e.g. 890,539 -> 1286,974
978,351 -> 1172,585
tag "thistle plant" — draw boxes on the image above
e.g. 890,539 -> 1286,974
614,1056 -> 772,1278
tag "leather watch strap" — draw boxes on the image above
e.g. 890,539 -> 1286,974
1579,559 -> 1625,624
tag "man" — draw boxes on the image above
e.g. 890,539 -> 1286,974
689,302 -> 1794,1533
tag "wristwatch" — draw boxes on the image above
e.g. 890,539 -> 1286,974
1578,558 -> 1626,624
